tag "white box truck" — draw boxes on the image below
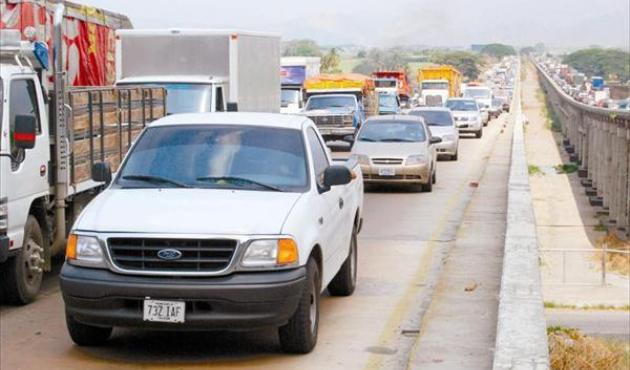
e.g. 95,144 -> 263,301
281,57 -> 320,114
115,29 -> 281,114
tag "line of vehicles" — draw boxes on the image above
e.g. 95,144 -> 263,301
536,56 -> 630,110
0,1 -> 515,355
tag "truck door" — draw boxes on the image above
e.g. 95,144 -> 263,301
4,75 -> 50,251
305,127 -> 347,281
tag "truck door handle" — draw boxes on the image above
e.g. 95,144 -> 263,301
338,198 -> 344,209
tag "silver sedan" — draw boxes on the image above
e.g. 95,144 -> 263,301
350,115 -> 441,192
408,107 -> 459,160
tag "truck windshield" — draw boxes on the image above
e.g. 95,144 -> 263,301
422,82 -> 449,90
408,110 -> 454,126
116,125 -> 308,192
446,100 -> 478,111
379,94 -> 398,108
464,88 -> 491,99
375,79 -> 397,88
281,89 -> 301,108
163,84 -> 213,114
305,96 -> 356,111
358,121 -> 426,143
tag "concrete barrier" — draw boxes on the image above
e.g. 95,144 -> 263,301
534,61 -> 630,239
493,62 -> 550,370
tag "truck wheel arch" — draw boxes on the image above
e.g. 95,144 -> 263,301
28,197 -> 51,270
309,244 -> 323,285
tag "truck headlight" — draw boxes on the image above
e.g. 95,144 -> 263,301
241,238 -> 298,269
350,154 -> 370,165
406,154 -> 427,165
66,234 -> 106,267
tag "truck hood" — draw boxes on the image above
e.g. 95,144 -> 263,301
304,108 -> 354,116
75,189 -> 302,235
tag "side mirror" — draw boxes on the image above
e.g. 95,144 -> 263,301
92,162 -> 112,184
13,115 -> 37,150
429,136 -> 442,145
323,165 -> 352,187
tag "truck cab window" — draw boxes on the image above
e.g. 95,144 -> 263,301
9,79 -> 41,163
215,86 -> 225,112
306,128 -> 329,189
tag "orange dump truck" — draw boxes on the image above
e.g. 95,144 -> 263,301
373,70 -> 411,103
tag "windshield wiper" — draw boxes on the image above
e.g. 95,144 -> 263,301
122,175 -> 190,188
196,176 -> 282,192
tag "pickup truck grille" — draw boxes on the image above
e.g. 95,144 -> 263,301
372,158 -> 404,165
308,115 -> 352,127
107,237 -> 237,273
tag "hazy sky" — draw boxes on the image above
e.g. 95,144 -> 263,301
80,0 -> 629,50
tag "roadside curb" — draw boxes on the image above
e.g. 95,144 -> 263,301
492,62 -> 550,370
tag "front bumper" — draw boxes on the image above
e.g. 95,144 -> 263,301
456,120 -> 482,133
360,163 -> 430,184
434,140 -> 458,156
317,126 -> 357,141
60,263 -> 306,330
0,235 -> 9,263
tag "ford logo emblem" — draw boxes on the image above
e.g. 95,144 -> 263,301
157,248 -> 182,260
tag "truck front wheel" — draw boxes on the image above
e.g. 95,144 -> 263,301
66,313 -> 112,346
279,258 -> 320,354
1,216 -> 44,304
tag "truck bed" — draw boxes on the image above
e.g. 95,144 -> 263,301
65,86 -> 166,193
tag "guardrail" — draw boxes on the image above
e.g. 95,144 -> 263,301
534,60 -> 630,239
493,62 -> 550,370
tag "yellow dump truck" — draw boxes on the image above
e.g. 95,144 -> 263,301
417,66 -> 463,106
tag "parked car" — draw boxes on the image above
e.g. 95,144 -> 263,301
60,112 -> 364,354
408,107 -> 459,160
350,115 -> 441,192
445,98 -> 483,138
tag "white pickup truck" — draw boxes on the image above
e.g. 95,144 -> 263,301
59,112 -> 363,354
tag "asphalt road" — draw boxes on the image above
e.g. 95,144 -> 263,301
0,115 -> 509,370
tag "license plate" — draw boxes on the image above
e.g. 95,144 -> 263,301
378,167 -> 396,176
143,299 -> 185,323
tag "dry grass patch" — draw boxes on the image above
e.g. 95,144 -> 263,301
548,327 -> 630,370
594,234 -> 630,276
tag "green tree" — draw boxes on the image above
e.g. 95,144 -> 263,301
321,48 -> 342,73
356,49 -> 367,58
352,47 -> 408,75
429,50 -> 483,80
563,48 -> 630,82
480,43 -> 516,59
282,39 -> 322,57
520,46 -> 535,55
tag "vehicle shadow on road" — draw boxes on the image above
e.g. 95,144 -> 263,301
74,329 -> 283,365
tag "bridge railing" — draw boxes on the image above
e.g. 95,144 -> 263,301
534,60 -> 630,239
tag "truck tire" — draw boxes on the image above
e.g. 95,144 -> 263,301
66,313 -> 112,346
279,258 -> 320,354
328,227 -> 358,297
1,216 -> 44,305
475,129 -> 483,139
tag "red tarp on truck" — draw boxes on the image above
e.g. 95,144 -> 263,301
0,0 -> 132,87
